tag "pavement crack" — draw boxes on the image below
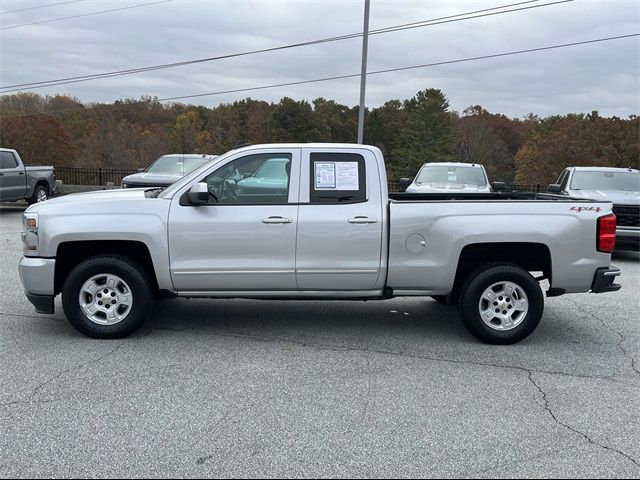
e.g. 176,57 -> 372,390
0,330 -> 151,408
567,298 -> 640,378
527,371 -> 640,469
151,326 -> 634,385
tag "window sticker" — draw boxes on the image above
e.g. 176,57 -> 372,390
314,161 -> 360,190
314,162 -> 336,189
335,162 -> 359,190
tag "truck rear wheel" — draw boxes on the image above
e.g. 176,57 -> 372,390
457,264 -> 544,344
62,255 -> 153,338
27,185 -> 48,204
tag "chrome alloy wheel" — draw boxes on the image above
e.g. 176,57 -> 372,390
79,274 -> 133,325
478,281 -> 529,331
36,189 -> 48,202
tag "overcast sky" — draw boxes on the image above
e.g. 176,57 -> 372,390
0,0 -> 638,118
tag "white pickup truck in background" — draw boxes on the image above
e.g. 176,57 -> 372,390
19,143 -> 622,344
402,162 -> 491,194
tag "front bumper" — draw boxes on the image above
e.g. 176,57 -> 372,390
616,227 -> 640,250
26,293 -> 54,314
617,227 -> 640,239
19,256 -> 56,314
590,266 -> 622,293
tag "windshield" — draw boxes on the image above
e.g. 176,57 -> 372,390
161,152 -> 229,197
416,165 -> 487,186
147,155 -> 210,175
571,171 -> 640,191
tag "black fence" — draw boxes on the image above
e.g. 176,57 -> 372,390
54,167 -> 545,194
55,167 -> 137,186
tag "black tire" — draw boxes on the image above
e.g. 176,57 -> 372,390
457,263 -> 544,345
62,255 -> 153,339
27,184 -> 48,205
431,295 -> 449,305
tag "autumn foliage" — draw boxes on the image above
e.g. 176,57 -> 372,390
0,91 -> 637,183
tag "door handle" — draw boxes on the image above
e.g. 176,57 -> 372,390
18,172 -> 25,175
348,216 -> 378,224
262,216 -> 293,224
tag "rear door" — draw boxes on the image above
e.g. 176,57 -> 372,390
295,148 -> 384,291
0,151 -> 26,201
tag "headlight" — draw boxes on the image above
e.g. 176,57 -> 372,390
22,212 -> 39,255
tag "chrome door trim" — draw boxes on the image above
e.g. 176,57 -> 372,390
173,269 -> 296,276
177,290 -> 384,298
297,269 -> 378,274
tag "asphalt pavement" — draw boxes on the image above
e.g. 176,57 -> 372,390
1,205 -> 639,478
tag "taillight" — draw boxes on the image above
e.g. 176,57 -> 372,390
597,214 -> 616,253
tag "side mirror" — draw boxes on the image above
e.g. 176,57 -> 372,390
547,184 -> 562,194
399,178 -> 413,188
492,181 -> 506,192
188,182 -> 210,205
137,168 -> 145,173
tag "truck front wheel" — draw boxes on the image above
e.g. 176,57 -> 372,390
62,255 -> 154,338
457,264 -> 544,344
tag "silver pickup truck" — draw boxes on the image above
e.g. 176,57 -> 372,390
19,143 -> 622,344
1,148 -> 56,204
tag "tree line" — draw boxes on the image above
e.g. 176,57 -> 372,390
0,89 -> 637,184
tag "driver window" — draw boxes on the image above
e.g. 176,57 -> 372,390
202,153 -> 292,205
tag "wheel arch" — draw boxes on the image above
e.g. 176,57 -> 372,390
54,240 -> 159,296
451,242 -> 552,302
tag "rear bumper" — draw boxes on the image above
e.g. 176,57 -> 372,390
590,266 -> 622,293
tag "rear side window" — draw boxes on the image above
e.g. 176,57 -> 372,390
309,153 -> 366,203
0,151 -> 18,169
557,170 -> 569,189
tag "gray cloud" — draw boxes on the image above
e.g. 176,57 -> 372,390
1,0 -> 638,117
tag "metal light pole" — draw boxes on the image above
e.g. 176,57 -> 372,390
357,0 -> 370,144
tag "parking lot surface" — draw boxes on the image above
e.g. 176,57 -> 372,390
1,205 -> 639,478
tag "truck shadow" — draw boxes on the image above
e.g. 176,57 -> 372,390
148,297 -> 467,343
145,296 -> 576,349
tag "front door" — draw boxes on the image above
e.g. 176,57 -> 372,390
295,148 -> 384,291
0,151 -> 26,201
168,149 -> 301,292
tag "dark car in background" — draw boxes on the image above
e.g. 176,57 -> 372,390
121,154 -> 217,189
551,166 -> 640,250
